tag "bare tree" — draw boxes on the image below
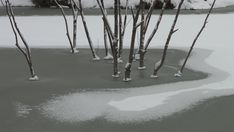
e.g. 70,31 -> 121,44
112,0 -> 120,76
175,0 -> 217,77
151,0 -> 185,78
54,0 -> 78,53
123,1 -> 142,82
72,0 -> 100,60
55,0 -> 99,60
4,0 -> 39,81
137,0 -> 167,70
100,0 -> 113,60
118,0 -> 129,62
96,0 -> 120,77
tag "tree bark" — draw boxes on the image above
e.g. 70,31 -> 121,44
71,0 -> 79,52
138,1 -> 146,69
112,0 -> 120,77
124,2 -> 142,81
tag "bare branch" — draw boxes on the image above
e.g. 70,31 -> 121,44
152,0 -> 185,78
54,0 -> 75,53
177,0 -> 217,75
173,28 -> 179,34
73,0 -> 100,60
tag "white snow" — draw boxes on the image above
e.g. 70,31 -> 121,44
103,53 -> 113,60
0,0 -> 33,6
1,0 -> 234,9
1,13 -> 234,122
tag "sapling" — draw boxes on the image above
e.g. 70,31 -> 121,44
151,0 -> 185,78
112,0 -> 120,76
72,0 -> 100,60
175,0 -> 217,77
123,1 -> 142,82
100,0 -> 113,60
96,0 -> 120,77
4,0 -> 39,81
118,0 -> 129,62
138,0 -> 167,70
54,0 -> 78,53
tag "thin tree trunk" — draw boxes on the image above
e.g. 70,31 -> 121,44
138,0 -> 167,69
138,1 -> 146,69
5,0 -> 38,81
118,0 -> 129,60
151,0 -> 185,78
175,0 -> 216,77
124,2 -> 142,81
97,0 -> 120,77
71,0 -> 79,52
118,0 -> 123,61
54,0 -> 76,53
72,0 -> 100,60
112,0 -> 120,77
145,1 -> 167,50
101,0 -> 112,59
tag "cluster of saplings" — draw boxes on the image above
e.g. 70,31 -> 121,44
1,0 -> 216,82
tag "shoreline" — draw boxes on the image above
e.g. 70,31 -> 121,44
1,6 -> 234,16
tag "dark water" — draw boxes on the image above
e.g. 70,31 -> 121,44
0,48 -> 206,131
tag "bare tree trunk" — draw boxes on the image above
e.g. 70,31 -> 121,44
118,0 -> 122,61
138,1 -> 146,69
4,0 -> 39,81
54,0 -> 76,53
101,0 -> 113,60
145,1 -> 167,50
175,0 -> 216,77
118,0 -> 129,61
96,0 -> 120,77
151,0 -> 185,78
137,0 -> 167,70
72,0 -> 100,60
112,0 -> 120,77
71,0 -> 79,53
124,2 -> 142,82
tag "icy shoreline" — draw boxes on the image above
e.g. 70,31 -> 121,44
1,0 -> 234,9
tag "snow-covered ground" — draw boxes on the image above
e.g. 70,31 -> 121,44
1,13 -> 234,122
1,0 -> 234,9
